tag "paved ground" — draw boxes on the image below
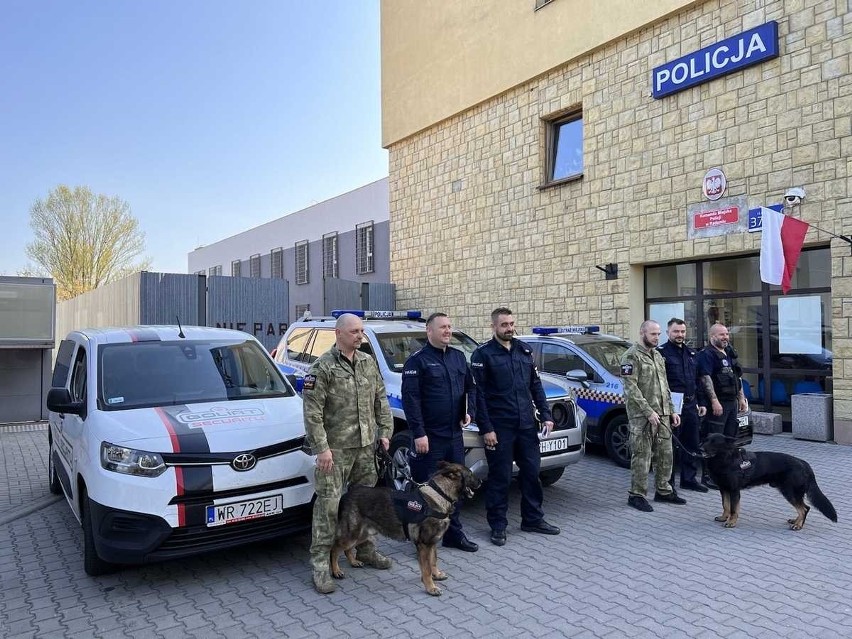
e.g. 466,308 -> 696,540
1,425 -> 851,638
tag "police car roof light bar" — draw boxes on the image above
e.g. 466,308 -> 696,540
532,325 -> 600,335
330,309 -> 423,320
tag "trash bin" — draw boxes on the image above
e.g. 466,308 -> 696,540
791,393 -> 833,442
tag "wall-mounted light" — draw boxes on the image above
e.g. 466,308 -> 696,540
595,263 -> 618,280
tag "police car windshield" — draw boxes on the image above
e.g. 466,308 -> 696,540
375,332 -> 479,371
574,340 -> 630,375
98,339 -> 294,410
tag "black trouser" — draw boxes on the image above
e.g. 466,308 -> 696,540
409,433 -> 466,543
703,398 -> 739,439
673,401 -> 701,484
483,427 -> 543,532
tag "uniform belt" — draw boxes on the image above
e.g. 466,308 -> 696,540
684,395 -> 695,403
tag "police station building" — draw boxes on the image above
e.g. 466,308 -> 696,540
381,1 -> 851,435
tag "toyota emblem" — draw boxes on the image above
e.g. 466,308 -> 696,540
231,453 -> 257,472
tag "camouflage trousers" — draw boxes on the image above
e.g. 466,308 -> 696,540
310,444 -> 378,572
628,418 -> 674,497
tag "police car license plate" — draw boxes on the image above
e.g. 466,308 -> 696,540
540,438 -> 569,454
206,494 -> 283,527
738,415 -> 749,428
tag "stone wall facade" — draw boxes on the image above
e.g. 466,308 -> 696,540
388,0 -> 852,417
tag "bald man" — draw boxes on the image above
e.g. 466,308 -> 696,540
303,313 -> 394,594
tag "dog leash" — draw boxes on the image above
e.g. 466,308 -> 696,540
643,420 -> 707,459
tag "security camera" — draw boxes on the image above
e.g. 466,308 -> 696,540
784,187 -> 806,206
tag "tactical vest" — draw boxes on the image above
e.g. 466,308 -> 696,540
709,347 -> 739,400
391,487 -> 448,539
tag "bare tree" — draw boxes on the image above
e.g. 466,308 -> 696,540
25,185 -> 151,300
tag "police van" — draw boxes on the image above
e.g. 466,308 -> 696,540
519,325 -> 753,468
47,326 -> 316,575
272,310 -> 585,486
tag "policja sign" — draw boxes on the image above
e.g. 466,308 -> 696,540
652,22 -> 779,99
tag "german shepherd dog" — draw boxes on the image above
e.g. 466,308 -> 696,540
701,433 -> 837,530
330,461 -> 481,596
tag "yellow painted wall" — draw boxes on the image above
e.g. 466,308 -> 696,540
381,0 -> 700,147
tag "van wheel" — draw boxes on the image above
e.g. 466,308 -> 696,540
388,431 -> 414,489
81,489 -> 117,576
604,415 -> 631,468
539,467 -> 564,487
48,436 -> 62,495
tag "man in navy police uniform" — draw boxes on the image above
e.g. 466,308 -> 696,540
657,318 -> 708,493
471,306 -> 560,547
401,312 -> 479,552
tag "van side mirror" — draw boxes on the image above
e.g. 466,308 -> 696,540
565,369 -> 591,389
46,387 -> 85,416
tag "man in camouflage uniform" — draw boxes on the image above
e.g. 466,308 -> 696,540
620,320 -> 685,512
303,313 -> 394,594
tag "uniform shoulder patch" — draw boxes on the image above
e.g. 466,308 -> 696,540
303,374 -> 317,390
620,363 -> 634,376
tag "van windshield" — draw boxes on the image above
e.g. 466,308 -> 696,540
98,339 -> 294,410
374,331 -> 479,371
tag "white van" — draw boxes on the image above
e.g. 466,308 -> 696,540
47,326 -> 315,575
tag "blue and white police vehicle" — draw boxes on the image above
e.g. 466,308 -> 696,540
272,310 -> 585,486
47,326 -> 315,576
518,326 -> 634,467
520,325 -> 753,468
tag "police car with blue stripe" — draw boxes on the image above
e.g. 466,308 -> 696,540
518,326 -> 634,468
273,310 -> 585,486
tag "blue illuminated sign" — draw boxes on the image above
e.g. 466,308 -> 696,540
652,22 -> 779,99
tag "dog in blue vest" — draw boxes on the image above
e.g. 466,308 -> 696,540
330,461 -> 481,595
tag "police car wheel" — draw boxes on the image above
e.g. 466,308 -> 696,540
81,488 -> 117,577
539,467 -> 564,487
388,431 -> 416,489
604,415 -> 631,469
48,434 -> 62,496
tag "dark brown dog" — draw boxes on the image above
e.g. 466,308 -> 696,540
330,461 -> 481,595
701,433 -> 837,530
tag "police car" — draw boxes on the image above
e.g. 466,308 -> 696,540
272,310 -> 585,486
519,325 -> 752,468
47,326 -> 315,576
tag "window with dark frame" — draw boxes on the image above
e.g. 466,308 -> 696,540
295,303 -> 311,319
546,111 -> 583,185
322,232 -> 339,278
249,254 -> 261,278
295,240 -> 309,285
356,222 -> 374,275
271,247 -> 284,279
231,260 -> 242,277
207,265 -> 222,276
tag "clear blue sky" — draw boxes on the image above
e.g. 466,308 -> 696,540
0,0 -> 386,275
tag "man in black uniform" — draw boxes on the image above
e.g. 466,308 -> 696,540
471,307 -> 560,547
657,318 -> 707,493
402,312 -> 478,552
697,323 -> 748,488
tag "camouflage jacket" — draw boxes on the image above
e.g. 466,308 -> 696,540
302,344 -> 393,453
620,342 -> 675,425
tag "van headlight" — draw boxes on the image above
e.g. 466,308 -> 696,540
101,442 -> 167,477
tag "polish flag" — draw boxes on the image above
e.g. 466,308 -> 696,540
759,207 -> 809,294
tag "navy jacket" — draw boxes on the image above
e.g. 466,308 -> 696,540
470,337 -> 551,435
401,343 -> 475,440
657,340 -> 703,405
696,345 -> 742,403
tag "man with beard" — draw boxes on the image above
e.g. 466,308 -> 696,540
696,323 -> 748,488
471,307 -> 560,546
621,320 -> 684,512
657,318 -> 708,493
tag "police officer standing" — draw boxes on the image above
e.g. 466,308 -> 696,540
402,312 -> 478,552
657,318 -> 708,493
622,320 -> 684,512
303,313 -> 394,594
471,307 -> 560,546
697,323 -> 748,488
